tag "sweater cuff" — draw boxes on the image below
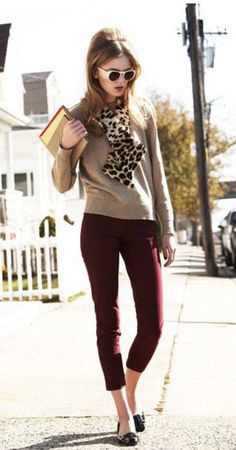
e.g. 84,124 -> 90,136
56,146 -> 73,160
162,221 -> 175,236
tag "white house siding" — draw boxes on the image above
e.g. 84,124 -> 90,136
1,129 -> 49,221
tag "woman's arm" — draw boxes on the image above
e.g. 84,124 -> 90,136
51,117 -> 87,193
145,102 -> 176,265
145,103 -> 174,235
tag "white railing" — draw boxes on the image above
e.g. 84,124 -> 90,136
0,231 -> 59,301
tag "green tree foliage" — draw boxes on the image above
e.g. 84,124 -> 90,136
153,97 -> 233,220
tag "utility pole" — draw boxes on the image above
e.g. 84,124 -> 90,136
184,3 -> 218,276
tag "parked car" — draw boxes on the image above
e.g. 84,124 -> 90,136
218,209 -> 236,268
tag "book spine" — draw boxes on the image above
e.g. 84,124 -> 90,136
39,106 -> 72,137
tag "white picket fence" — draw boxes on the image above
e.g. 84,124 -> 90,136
0,196 -> 90,302
0,230 -> 59,301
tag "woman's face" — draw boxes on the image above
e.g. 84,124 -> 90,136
94,55 -> 133,102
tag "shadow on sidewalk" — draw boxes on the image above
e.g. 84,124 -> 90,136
218,266 -> 236,279
175,255 -> 205,261
170,266 -> 236,278
171,264 -> 206,270
170,251 -> 236,279
171,272 -> 207,277
10,431 -> 118,450
170,249 -> 206,276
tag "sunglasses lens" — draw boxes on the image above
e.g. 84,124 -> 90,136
124,70 -> 135,81
109,71 -> 120,81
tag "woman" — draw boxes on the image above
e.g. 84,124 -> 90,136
52,27 -> 176,446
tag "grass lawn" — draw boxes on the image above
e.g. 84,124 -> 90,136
2,274 -> 85,302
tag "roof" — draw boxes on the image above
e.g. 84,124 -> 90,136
0,106 -> 29,127
22,72 -> 53,83
0,23 -> 11,72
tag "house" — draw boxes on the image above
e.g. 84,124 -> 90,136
0,23 -> 29,232
0,23 -> 89,301
23,71 -> 60,125
3,71 -> 62,225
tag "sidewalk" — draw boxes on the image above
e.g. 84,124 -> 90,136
0,244 -> 235,449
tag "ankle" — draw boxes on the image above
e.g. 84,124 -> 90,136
118,417 -> 135,435
126,392 -> 138,415
118,412 -> 131,422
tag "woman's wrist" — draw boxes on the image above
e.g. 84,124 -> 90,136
162,232 -> 176,237
59,140 -> 73,150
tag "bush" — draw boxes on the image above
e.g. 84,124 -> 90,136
39,216 -> 56,237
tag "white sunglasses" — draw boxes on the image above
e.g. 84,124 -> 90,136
97,66 -> 136,82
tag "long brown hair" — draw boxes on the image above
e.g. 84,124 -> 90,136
76,28 -> 147,135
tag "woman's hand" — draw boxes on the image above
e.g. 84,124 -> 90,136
61,119 -> 87,149
162,233 -> 177,267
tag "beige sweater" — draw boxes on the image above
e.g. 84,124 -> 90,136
51,100 -> 175,235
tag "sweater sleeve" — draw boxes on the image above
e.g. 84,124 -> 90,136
145,103 -> 175,235
51,102 -> 86,193
51,146 -> 78,193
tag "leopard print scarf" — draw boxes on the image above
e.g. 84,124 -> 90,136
97,98 -> 146,189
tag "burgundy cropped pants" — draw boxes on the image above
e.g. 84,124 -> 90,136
80,213 -> 163,391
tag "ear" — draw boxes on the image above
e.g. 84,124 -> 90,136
93,67 -> 99,79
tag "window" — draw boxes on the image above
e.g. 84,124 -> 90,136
1,173 -> 34,196
231,212 -> 236,225
15,173 -> 27,195
1,174 -> 7,189
30,172 -> 34,196
0,195 -> 7,225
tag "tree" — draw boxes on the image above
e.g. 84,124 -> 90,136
152,96 -> 233,222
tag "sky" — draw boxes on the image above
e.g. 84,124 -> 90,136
1,0 -> 236,139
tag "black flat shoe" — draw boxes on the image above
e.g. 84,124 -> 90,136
117,423 -> 139,446
133,412 -> 145,432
